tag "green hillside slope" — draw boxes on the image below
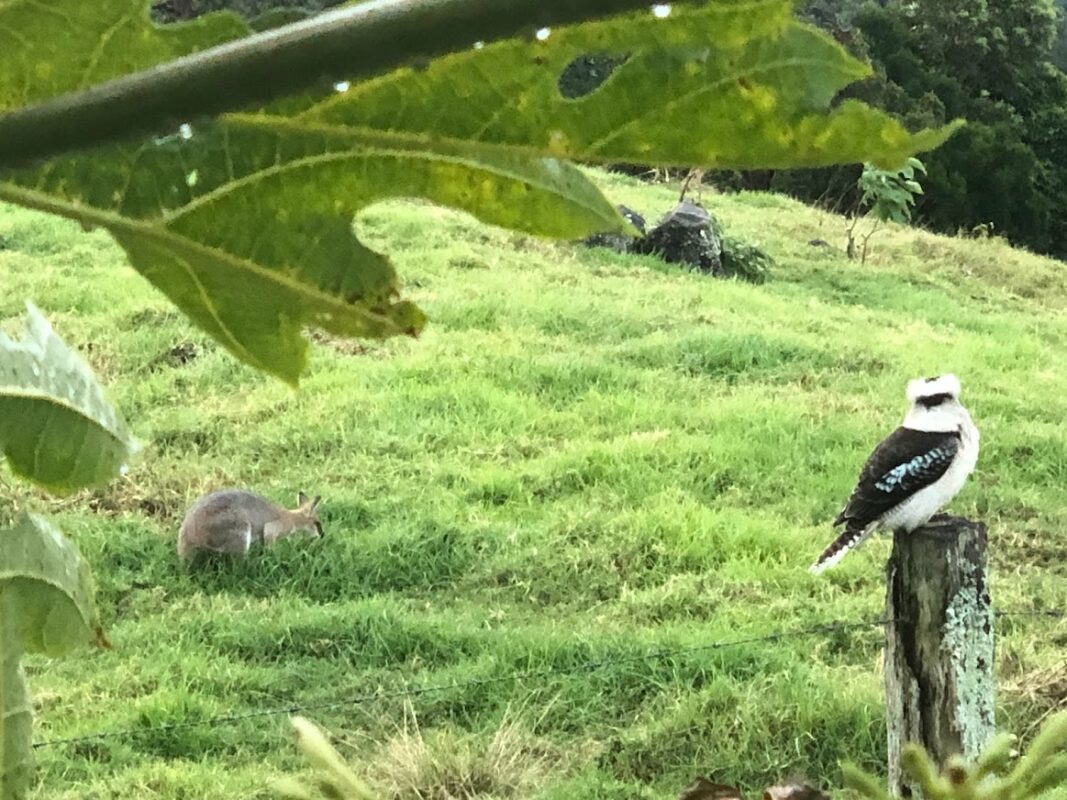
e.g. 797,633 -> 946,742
2,170 -> 1064,799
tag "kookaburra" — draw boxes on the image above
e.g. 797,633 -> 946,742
810,374 -> 979,573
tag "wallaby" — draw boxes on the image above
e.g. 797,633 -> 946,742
177,489 -> 323,559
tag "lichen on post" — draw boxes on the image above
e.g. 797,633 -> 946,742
884,515 -> 995,797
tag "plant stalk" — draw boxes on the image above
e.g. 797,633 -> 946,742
0,0 -> 660,171
0,593 -> 33,800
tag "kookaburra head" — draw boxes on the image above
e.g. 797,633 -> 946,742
810,374 -> 980,574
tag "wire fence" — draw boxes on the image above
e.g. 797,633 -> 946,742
31,608 -> 1064,751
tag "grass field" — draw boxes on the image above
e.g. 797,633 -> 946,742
2,170 -> 1065,799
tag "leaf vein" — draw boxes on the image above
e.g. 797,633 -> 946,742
11,0 -> 67,20
0,22 -> 28,46
172,116 -> 612,227
67,402 -> 97,485
142,238 -> 271,373
79,10 -> 136,90
31,400 -> 55,484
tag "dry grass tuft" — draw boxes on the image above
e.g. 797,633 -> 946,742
367,706 -> 560,800
1002,661 -> 1067,738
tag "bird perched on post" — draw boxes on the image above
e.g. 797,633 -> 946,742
810,374 -> 979,573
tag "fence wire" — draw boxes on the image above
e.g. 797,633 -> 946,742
31,608 -> 1064,751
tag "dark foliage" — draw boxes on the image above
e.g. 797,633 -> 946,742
764,0 -> 1067,258
1055,0 -> 1067,70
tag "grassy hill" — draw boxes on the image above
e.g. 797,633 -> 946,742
2,170 -> 1065,800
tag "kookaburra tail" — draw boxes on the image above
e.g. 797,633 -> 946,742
810,374 -> 979,574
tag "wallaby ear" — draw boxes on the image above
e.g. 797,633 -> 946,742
298,491 -> 309,506
311,495 -> 322,510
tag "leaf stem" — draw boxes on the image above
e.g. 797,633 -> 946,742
0,0 -> 660,170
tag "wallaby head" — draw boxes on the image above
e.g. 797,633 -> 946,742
295,491 -> 324,538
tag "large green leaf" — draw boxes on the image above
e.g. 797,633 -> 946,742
0,303 -> 137,494
304,2 -> 957,169
0,512 -> 106,800
0,0 -> 960,383
0,125 -> 613,383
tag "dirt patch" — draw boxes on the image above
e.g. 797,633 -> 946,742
309,329 -> 377,357
149,341 -> 200,369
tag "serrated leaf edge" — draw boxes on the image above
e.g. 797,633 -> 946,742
586,53 -> 870,156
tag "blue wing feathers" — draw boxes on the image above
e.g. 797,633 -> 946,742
834,428 -> 961,529
873,446 -> 956,493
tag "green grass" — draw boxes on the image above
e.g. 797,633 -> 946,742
2,170 -> 1065,800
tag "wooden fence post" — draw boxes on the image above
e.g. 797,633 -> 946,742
884,515 -> 995,797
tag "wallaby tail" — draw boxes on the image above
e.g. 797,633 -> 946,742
809,522 -> 876,574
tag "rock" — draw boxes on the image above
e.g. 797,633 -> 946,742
619,206 -> 646,235
632,202 -> 723,275
581,201 -> 768,283
582,204 -> 646,253
150,341 -> 199,370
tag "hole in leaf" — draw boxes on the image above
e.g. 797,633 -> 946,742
558,53 -> 629,100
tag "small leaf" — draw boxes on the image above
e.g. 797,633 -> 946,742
975,732 -> 1017,779
0,513 -> 106,655
943,756 -> 970,789
841,763 -> 890,800
0,303 -> 137,493
273,777 -> 319,800
1005,712 -> 1067,792
901,745 -> 951,800
0,512 -> 106,800
1018,754 -> 1067,796
289,717 -> 377,800
1020,710 -> 1067,764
